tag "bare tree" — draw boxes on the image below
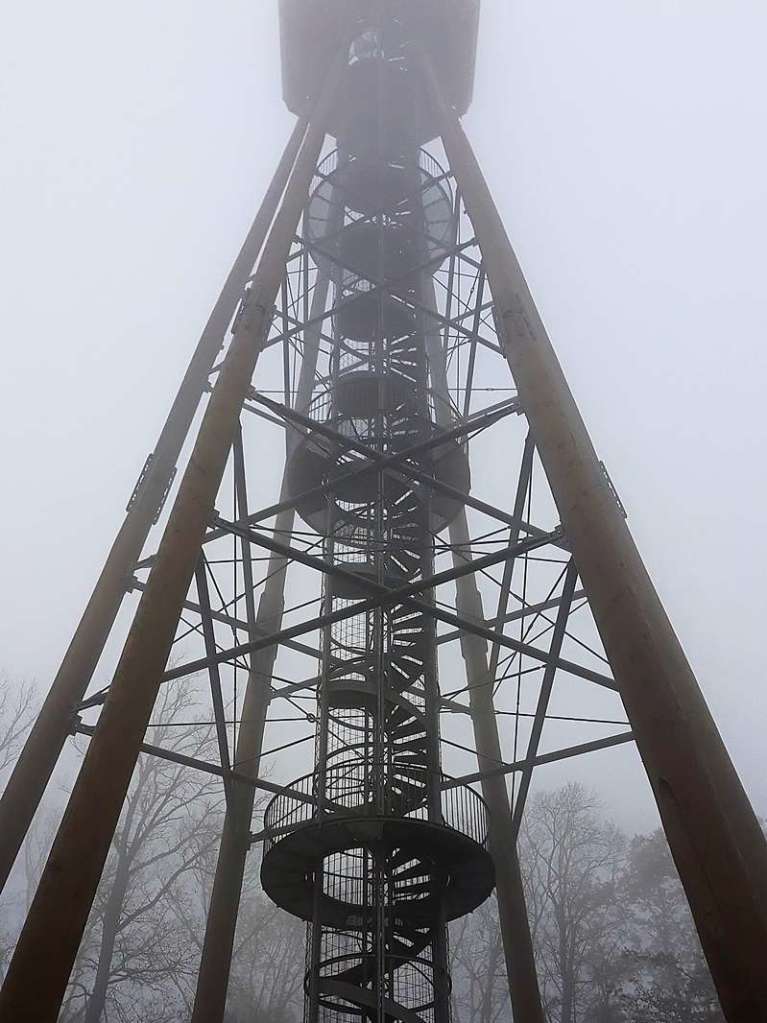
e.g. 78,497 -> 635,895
618,830 -> 723,1023
449,784 -> 626,1023
163,792 -> 305,1022
161,823 -> 222,1016
446,783 -> 731,1023
0,677 -> 36,974
0,677 -> 36,776
519,783 -> 627,1023
449,897 -> 510,1023
59,682 -> 224,1023
224,883 -> 305,1023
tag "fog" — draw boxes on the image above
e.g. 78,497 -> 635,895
1,0 -> 766,844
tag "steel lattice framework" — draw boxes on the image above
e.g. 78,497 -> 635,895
1,4 -> 767,1023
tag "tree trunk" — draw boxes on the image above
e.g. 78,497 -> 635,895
479,918 -> 502,1023
560,978 -> 574,1023
558,913 -> 574,1023
82,849 -> 130,1023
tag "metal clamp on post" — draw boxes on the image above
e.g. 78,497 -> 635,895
599,460 -> 627,519
125,453 -> 177,523
125,452 -> 154,514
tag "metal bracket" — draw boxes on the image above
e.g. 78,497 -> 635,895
230,286 -> 252,336
125,453 -> 177,524
125,453 -> 154,514
600,460 -> 627,519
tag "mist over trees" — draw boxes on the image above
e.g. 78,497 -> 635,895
0,680 -> 35,777
59,684 -> 222,1022
0,679 -> 37,972
451,784 -> 724,1023
0,686 -> 723,1023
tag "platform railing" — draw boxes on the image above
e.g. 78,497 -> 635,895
263,763 -> 489,856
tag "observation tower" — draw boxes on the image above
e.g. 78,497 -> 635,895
1,3 -> 766,1023
264,4 -> 491,1020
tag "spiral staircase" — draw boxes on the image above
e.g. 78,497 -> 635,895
261,11 -> 494,1021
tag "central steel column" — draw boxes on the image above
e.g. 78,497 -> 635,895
0,59 -> 342,1023
423,54 -> 767,1023
424,310 -> 545,1023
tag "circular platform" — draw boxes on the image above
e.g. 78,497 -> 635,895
285,423 -> 469,533
261,814 -> 494,930
335,290 -> 416,344
336,221 -> 419,292
333,370 -> 413,418
305,151 -> 454,274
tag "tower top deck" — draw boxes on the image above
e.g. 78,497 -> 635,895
279,0 -> 480,118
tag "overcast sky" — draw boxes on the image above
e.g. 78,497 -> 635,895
1,1 -> 766,831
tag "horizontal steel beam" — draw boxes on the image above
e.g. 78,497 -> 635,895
71,722 -> 315,804
160,528 -> 564,684
441,730 -> 635,790
128,577 -> 320,660
136,393 -> 531,567
214,520 -> 615,690
263,236 -> 501,356
436,589 -> 587,646
246,393 -> 570,547
247,732 -> 635,846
